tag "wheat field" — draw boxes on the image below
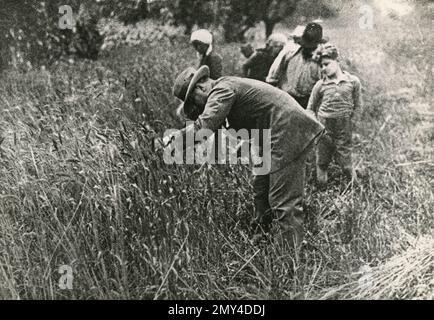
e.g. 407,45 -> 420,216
0,2 -> 433,299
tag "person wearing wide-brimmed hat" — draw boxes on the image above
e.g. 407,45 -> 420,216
241,33 -> 288,82
266,22 -> 328,109
190,29 -> 223,80
169,65 -> 325,249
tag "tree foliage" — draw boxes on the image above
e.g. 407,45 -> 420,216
221,0 -> 298,42
0,0 -> 342,70
0,0 -> 104,70
167,0 -> 215,35
99,0 -> 150,24
0,0 -> 68,69
161,0 -> 338,42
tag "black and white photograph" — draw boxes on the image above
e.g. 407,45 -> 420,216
0,0 -> 433,304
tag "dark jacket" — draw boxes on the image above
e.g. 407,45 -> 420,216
200,51 -> 223,80
193,77 -> 325,173
242,48 -> 276,82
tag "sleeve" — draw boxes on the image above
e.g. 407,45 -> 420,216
306,80 -> 323,115
266,43 -> 299,85
266,48 -> 286,85
209,54 -> 223,79
194,84 -> 236,132
352,76 -> 363,113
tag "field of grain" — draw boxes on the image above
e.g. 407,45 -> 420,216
0,3 -> 432,299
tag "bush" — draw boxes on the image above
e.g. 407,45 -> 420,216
294,0 -> 343,19
0,1 -> 104,69
99,0 -> 149,25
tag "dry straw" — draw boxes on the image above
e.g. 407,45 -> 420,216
319,236 -> 434,300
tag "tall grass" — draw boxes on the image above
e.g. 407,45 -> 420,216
0,8 -> 433,299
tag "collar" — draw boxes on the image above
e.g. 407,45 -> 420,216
323,71 -> 352,85
210,79 -> 217,91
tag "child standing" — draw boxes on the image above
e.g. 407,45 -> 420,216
307,43 -> 363,186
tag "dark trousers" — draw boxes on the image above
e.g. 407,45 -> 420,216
252,146 -> 312,248
316,116 -> 352,175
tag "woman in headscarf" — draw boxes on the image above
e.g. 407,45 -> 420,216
190,29 -> 223,80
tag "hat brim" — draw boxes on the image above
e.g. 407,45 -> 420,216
181,65 -> 210,114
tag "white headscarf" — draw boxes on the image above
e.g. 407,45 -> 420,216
190,29 -> 213,57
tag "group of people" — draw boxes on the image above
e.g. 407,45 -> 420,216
168,22 -> 363,249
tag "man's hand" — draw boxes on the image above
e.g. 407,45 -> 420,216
163,134 -> 175,147
154,133 -> 176,151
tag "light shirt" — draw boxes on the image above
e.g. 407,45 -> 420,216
266,43 -> 321,98
307,71 -> 363,118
